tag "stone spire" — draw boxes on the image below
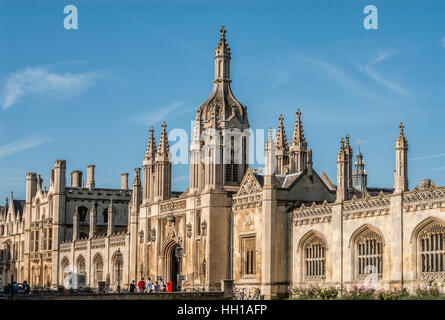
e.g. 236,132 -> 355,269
196,25 -> 248,130
89,202 -> 97,238
336,137 -> 349,202
157,122 -> 169,157
145,126 -> 156,160
345,134 -> 353,192
289,108 -> 308,173
395,121 -> 408,193
264,128 -> 276,187
215,24 -> 230,57
352,139 -> 367,193
275,114 -> 289,174
154,122 -> 172,201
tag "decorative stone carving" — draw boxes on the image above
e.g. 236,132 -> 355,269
186,222 -> 192,238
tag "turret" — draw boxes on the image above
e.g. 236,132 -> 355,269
289,108 -> 308,173
394,122 -> 408,193
154,122 -> 172,201
131,168 -> 142,213
26,172 -> 37,204
352,140 -> 367,193
275,114 -> 289,175
345,134 -> 353,193
143,126 -> 157,202
336,137 -> 349,202
264,128 -> 276,187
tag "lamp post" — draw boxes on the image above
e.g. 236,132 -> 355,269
174,246 -> 183,292
116,248 -> 123,294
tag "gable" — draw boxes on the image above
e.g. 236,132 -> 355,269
235,168 -> 263,197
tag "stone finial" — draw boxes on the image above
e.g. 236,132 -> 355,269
145,126 -> 157,160
157,122 -> 169,156
276,114 -> 288,150
216,24 -> 230,54
291,108 -> 307,147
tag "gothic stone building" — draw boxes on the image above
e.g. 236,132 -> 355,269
1,26 -> 444,299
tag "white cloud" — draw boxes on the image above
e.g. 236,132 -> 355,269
125,101 -> 186,126
1,66 -> 102,110
0,135 -> 52,160
441,36 -> 445,48
412,153 -> 445,161
361,50 -> 410,97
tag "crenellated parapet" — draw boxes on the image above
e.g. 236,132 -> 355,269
403,184 -> 445,212
342,193 -> 391,220
292,201 -> 333,226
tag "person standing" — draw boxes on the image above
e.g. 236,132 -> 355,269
130,280 -> 136,293
137,277 -> 145,293
145,277 -> 153,293
154,281 -> 160,293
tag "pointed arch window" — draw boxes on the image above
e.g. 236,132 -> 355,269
418,221 -> 445,278
303,234 -> 326,281
355,229 -> 383,280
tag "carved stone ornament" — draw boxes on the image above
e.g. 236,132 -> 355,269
186,222 -> 192,238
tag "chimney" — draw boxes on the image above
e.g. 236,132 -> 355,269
121,173 -> 129,190
86,165 -> 95,190
307,149 -> 313,178
70,171 -> 83,188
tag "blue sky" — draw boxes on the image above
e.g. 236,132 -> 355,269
1,0 -> 445,199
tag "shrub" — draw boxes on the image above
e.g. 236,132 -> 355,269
416,280 -> 440,297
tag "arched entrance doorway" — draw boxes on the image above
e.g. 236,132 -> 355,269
169,245 -> 179,291
163,240 -> 182,291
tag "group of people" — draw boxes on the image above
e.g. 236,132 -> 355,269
129,277 -> 166,293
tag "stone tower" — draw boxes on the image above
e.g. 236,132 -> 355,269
192,25 -> 250,192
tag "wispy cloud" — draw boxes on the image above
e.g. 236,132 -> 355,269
441,36 -> 445,48
124,101 -> 190,126
360,50 -> 410,97
0,135 -> 52,160
412,153 -> 445,161
1,66 -> 103,110
431,166 -> 445,172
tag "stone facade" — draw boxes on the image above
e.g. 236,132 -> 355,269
1,26 -> 444,299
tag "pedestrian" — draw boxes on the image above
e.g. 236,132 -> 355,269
130,280 -> 136,293
154,281 -> 160,293
160,278 -> 166,292
137,277 -> 145,293
145,277 -> 153,293
23,280 -> 30,294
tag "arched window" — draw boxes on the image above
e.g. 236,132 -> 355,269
78,206 -> 88,223
94,255 -> 103,283
103,208 -> 108,224
76,255 -> 86,288
418,221 -> 445,277
112,252 -> 124,284
303,234 -> 326,281
61,257 -> 71,288
355,229 -> 383,280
